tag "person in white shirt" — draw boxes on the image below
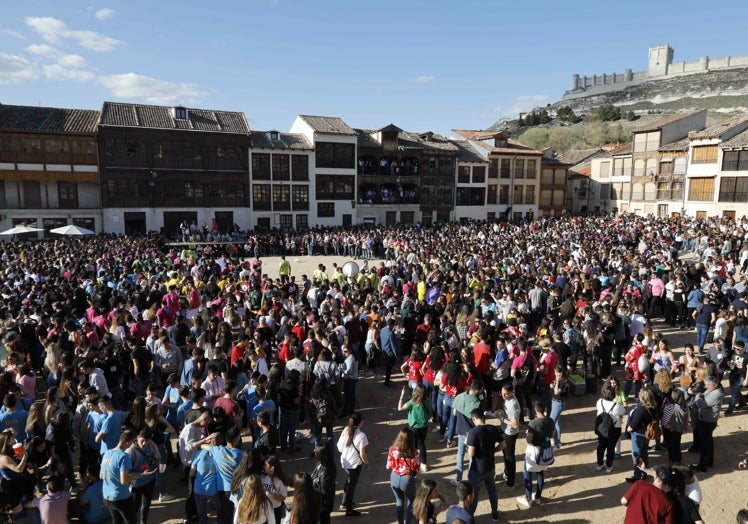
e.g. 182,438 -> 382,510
336,413 -> 369,517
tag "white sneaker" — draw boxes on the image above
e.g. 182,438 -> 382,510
484,410 -> 497,418
595,464 -> 604,471
606,466 -> 613,473
159,494 -> 175,502
450,479 -> 461,486
419,464 -> 429,473
432,427 -> 441,433
516,496 -> 532,508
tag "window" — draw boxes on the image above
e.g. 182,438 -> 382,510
57,182 -> 77,209
456,188 -> 485,206
272,185 -> 290,210
86,141 -> 96,155
489,159 -> 499,178
487,185 -> 497,205
634,159 -> 646,177
23,181 -> 42,207
599,161 -> 611,178
279,214 -> 292,229
688,177 -> 715,201
457,166 -> 470,184
317,202 -> 335,217
437,186 -> 453,206
59,140 -> 69,153
315,142 -> 355,169
272,154 -> 290,181
524,185 -> 535,204
252,153 -> 271,180
31,140 -> 41,153
674,157 -> 687,174
428,157 -> 437,170
252,184 -> 271,210
646,158 -> 657,178
46,140 -> 56,153
719,177 -> 748,202
691,145 -> 718,164
292,185 -> 309,210
1,137 -> 12,152
659,160 -> 673,176
553,169 -> 566,186
514,158 -> 525,179
631,183 -> 644,200
270,131 -> 280,141
513,185 -> 522,204
526,159 -> 536,179
499,185 -> 509,205
722,150 -> 748,171
184,182 -> 204,199
540,189 -> 552,207
295,214 -> 308,229
644,182 -> 656,200
291,155 -> 309,181
174,107 -> 188,119
316,175 -> 354,200
472,166 -> 486,184
599,183 -> 610,201
400,211 -> 414,224
552,189 -> 565,206
542,168 -> 553,185
500,159 -> 511,179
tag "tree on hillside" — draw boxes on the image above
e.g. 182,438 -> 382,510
594,104 -> 622,122
557,105 -> 580,123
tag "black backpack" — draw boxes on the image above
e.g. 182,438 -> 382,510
594,400 -> 615,438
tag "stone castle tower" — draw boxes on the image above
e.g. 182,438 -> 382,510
648,45 -> 674,77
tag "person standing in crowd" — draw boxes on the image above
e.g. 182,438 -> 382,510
261,455 -> 292,524
235,474 -> 276,524
102,430 -> 155,524
411,478 -> 446,524
466,409 -> 504,521
725,340 -> 747,415
549,364 -> 569,450
397,384 -> 431,473
445,480 -> 474,524
449,380 -> 483,485
381,319 -> 401,386
693,296 -> 716,355
209,427 -> 244,521
287,471 -> 320,524
625,388 -> 659,483
126,428 -> 161,524
691,375 -> 724,472
594,382 -> 626,473
336,412 -> 368,517
179,411 -> 217,524
518,401 -> 555,508
386,427 -> 420,524
500,382 -> 521,488
341,345 -> 359,417
311,441 -> 337,524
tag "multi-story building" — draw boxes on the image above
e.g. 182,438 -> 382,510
628,110 -> 707,214
249,129 -> 313,230
289,115 -> 357,227
0,104 -> 100,233
452,130 -> 542,221
539,154 -> 571,216
98,102 -> 251,235
453,139 -> 490,221
654,138 -> 688,216
556,148 -> 603,215
685,117 -> 748,219
355,124 -> 459,225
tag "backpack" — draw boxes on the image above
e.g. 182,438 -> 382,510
644,408 -> 662,441
535,438 -> 555,466
594,400 -> 615,438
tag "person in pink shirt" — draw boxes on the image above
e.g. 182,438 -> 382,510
648,273 -> 665,319
201,364 -> 225,410
537,339 -> 559,417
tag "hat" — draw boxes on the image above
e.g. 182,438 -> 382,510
537,338 -> 552,349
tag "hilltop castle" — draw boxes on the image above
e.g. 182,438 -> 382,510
562,45 -> 748,100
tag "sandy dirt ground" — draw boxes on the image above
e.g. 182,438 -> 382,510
128,254 -> 748,524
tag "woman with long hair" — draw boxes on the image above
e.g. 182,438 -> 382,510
397,384 -> 431,471
235,473 -> 275,524
336,412 -> 369,517
25,401 -> 46,439
594,382 -> 626,473
311,441 -> 337,524
549,364 -> 570,449
288,471 -> 320,524
440,352 -> 465,446
126,396 -> 147,432
625,388 -> 659,483
229,452 -> 255,507
261,455 -> 292,523
662,388 -> 688,464
422,343 -> 445,425
386,427 -> 421,524
411,478 -> 445,524
0,429 -> 35,507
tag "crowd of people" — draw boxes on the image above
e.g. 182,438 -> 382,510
0,213 -> 746,524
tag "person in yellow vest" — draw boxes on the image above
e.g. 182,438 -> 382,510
279,256 -> 291,278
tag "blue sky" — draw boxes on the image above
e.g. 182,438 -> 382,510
1,1 -> 747,136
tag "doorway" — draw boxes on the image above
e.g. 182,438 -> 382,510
214,211 -> 234,233
124,212 -> 146,236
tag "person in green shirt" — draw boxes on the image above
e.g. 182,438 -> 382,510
397,384 -> 432,472
278,256 -> 291,278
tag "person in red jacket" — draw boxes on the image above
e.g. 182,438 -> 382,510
624,333 -> 648,398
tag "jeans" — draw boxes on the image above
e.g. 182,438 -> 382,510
442,395 -> 456,441
342,465 -> 362,510
279,407 -> 300,450
343,378 -> 357,415
549,399 -> 565,445
523,462 -> 545,501
503,432 -> 518,486
389,472 -> 416,524
454,434 -> 468,481
195,493 -> 220,524
468,467 -> 498,515
436,389 -> 446,431
104,497 -> 137,524
411,426 -> 428,465
132,479 -> 156,524
630,431 -> 649,479
384,354 -> 397,384
695,323 -> 710,352
596,427 -> 621,468
727,374 -> 747,411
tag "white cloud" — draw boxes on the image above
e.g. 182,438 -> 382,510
2,29 -> 26,40
415,75 -> 434,83
95,8 -> 115,21
25,43 -> 60,58
0,53 -> 38,84
100,73 -> 205,104
43,63 -> 95,81
507,94 -> 551,116
25,16 -> 123,52
57,54 -> 87,68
